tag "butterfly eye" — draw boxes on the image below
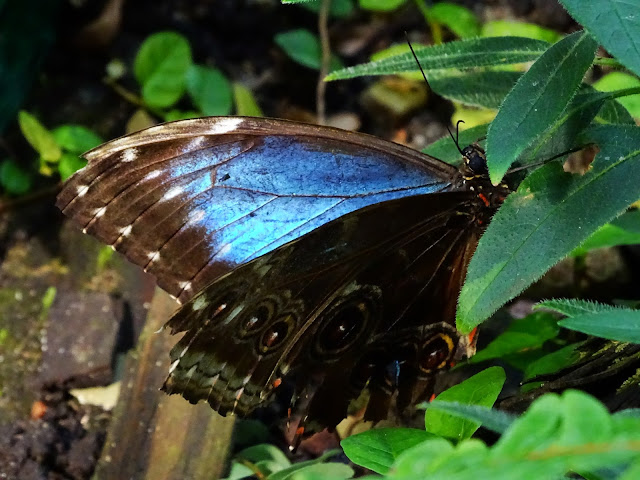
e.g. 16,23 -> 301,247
419,333 -> 455,373
258,313 -> 295,354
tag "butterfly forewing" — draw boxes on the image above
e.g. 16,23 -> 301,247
57,117 -> 459,303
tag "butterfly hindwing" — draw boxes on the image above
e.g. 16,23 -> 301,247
162,191 -> 483,429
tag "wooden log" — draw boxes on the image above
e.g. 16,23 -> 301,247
93,289 -> 235,480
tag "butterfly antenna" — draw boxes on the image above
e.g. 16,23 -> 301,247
405,32 -> 430,87
406,34 -> 468,158
446,123 -> 465,156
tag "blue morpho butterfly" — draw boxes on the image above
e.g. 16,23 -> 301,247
56,116 -> 509,440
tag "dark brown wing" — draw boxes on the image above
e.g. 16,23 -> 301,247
56,117 -> 459,303
162,190 -> 487,430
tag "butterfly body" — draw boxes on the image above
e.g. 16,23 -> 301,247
56,116 -> 506,434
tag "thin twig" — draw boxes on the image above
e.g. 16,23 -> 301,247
316,0 -> 331,125
0,183 -> 61,215
103,77 -> 165,118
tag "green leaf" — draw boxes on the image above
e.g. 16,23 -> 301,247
425,401 -> 516,435
469,312 -> 559,364
52,125 -> 102,154
597,96 -> 636,125
285,463 -> 354,480
620,461 -> 640,480
517,88 -> 611,166
422,124 -> 489,165
425,367 -> 505,440
486,30 -> 598,184
493,394 -> 563,457
523,342 -> 585,381
235,444 -> 290,469
558,390 -> 612,447
341,428 -> 435,474
134,31 -> 193,108
18,110 -> 61,162
615,409 -> 640,419
481,20 -> 562,43
559,309 -> 640,343
297,0 -> 354,18
0,159 -> 32,195
536,298 -> 620,317
233,83 -> 264,116
326,37 -> 548,81
268,450 -> 343,480
429,2 -> 480,39
457,124 -> 640,333
391,437 -> 458,475
222,462 -> 253,480
559,0 -> 640,77
369,43 -> 424,81
185,65 -> 232,116
429,70 -> 521,109
359,0 -> 407,11
274,29 -> 342,71
594,72 -> 640,118
571,210 -> 640,256
58,152 -> 87,181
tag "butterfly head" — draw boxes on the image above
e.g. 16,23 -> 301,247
462,144 -> 488,177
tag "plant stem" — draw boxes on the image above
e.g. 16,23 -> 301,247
413,0 -> 442,45
316,0 -> 330,125
103,77 -> 166,119
593,57 -> 626,69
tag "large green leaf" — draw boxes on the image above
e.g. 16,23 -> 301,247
559,0 -> 640,77
517,88 -> 610,165
457,124 -> 640,333
326,37 -> 548,80
341,428 -> 434,474
425,401 -> 516,435
536,298 -> 622,317
424,367 -> 505,440
540,299 -> 640,343
486,30 -> 598,183
570,209 -> 640,256
429,70 -> 521,109
559,310 -> 640,343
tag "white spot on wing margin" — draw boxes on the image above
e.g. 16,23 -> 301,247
208,117 -> 243,135
121,148 -> 138,162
